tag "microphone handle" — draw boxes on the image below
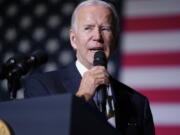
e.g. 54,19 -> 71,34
96,85 -> 107,113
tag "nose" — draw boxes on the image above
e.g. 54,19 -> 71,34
93,28 -> 103,42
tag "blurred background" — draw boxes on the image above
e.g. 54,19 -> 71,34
0,0 -> 180,135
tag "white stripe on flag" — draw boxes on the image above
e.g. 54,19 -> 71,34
124,0 -> 180,17
122,31 -> 180,53
120,67 -> 180,88
151,103 -> 180,125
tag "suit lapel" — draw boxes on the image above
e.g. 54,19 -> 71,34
60,63 -> 82,94
110,78 -> 137,134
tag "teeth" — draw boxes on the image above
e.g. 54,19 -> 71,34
90,50 -> 97,52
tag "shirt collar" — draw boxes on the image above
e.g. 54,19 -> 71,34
75,60 -> 88,77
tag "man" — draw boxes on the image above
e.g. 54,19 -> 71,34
24,0 -> 155,135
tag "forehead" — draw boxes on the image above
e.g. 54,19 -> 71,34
76,5 -> 113,24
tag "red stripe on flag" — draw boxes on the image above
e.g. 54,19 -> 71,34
155,125 -> 180,135
137,88 -> 180,103
123,15 -> 180,32
122,52 -> 180,67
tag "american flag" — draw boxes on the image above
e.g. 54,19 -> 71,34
120,0 -> 180,135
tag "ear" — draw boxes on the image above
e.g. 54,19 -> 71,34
69,29 -> 77,50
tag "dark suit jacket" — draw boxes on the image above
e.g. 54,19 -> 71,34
24,63 -> 155,135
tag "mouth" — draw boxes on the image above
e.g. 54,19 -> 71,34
89,47 -> 104,52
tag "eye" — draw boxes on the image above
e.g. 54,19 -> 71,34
84,26 -> 92,31
84,27 -> 90,30
101,26 -> 111,32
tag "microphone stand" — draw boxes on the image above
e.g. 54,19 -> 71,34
6,58 -> 31,99
1,50 -> 48,99
7,70 -> 22,99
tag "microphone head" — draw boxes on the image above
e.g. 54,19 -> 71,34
0,54 -> 28,80
0,50 -> 48,79
27,50 -> 48,67
11,50 -> 48,76
93,51 -> 107,67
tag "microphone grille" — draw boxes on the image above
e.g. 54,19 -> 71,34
93,51 -> 107,67
28,50 -> 48,67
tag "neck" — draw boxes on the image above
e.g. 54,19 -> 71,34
76,57 -> 93,70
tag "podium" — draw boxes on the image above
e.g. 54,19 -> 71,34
0,94 -> 120,135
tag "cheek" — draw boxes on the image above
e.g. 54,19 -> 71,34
77,35 -> 90,51
77,32 -> 87,43
76,38 -> 89,57
104,35 -> 115,56
104,35 -> 114,47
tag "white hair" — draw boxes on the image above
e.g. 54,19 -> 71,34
70,0 -> 119,35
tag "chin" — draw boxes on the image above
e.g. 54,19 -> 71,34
86,59 -> 94,67
88,60 -> 94,66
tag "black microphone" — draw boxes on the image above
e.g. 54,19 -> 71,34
93,51 -> 107,113
10,50 -> 48,78
1,50 -> 48,79
93,51 -> 107,67
0,54 -> 27,80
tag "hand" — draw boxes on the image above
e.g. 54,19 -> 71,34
76,66 -> 109,101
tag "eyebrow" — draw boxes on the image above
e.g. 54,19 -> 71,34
83,24 -> 112,27
83,24 -> 94,27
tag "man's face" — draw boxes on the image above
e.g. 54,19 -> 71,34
70,5 -> 116,69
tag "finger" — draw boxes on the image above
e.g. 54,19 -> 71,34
94,77 -> 110,87
90,67 -> 109,77
91,66 -> 106,72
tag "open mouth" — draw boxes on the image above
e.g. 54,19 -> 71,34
89,47 -> 104,52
